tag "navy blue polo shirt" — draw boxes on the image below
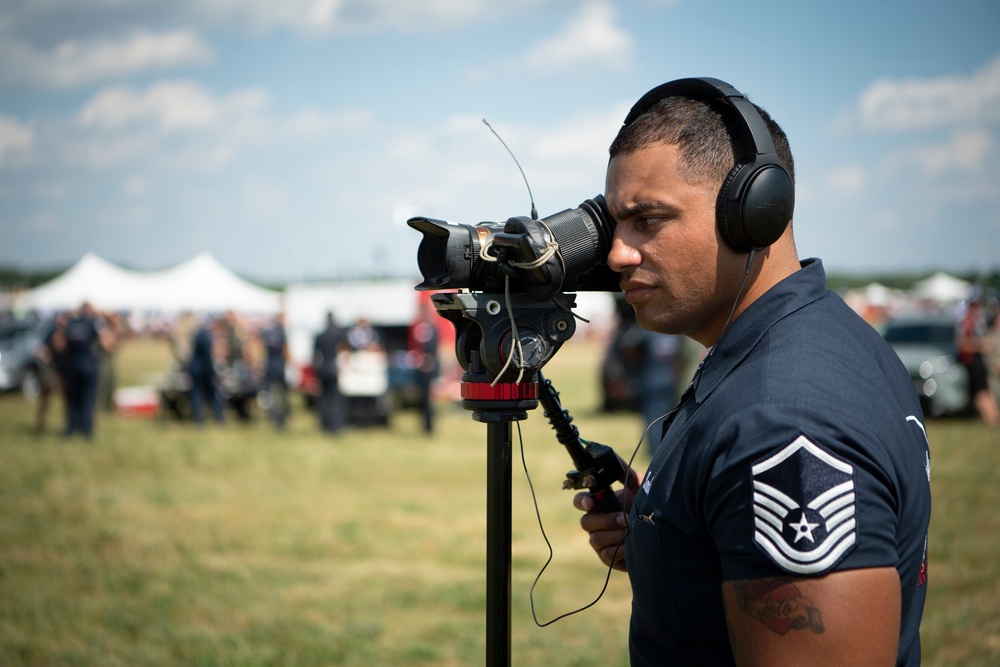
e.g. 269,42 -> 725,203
625,258 -> 931,666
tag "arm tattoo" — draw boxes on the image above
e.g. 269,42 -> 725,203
734,578 -> 825,636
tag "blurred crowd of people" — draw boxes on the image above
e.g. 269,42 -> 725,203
163,308 -> 442,434
5,299 -> 445,439
166,310 -> 292,428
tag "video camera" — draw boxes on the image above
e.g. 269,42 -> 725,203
407,196 -> 620,387
407,195 -> 619,302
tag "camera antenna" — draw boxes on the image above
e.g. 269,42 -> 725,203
483,118 -> 538,220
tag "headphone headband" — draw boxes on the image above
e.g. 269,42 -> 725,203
622,77 -> 779,158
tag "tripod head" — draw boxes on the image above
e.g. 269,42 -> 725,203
430,291 -> 578,421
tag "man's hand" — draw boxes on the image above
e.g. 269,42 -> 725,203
573,458 -> 640,572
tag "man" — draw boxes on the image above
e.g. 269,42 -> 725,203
61,302 -> 114,439
260,312 -> 291,428
188,316 -> 224,425
409,302 -> 441,435
313,311 -> 347,434
956,295 -> 999,427
347,317 -> 384,352
574,79 -> 931,665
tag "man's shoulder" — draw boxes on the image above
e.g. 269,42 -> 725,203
715,290 -> 917,422
771,288 -> 886,359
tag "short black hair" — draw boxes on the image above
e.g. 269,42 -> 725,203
609,95 -> 795,189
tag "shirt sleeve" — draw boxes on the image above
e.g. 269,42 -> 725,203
702,405 -> 902,581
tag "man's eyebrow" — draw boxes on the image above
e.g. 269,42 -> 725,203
614,200 -> 680,219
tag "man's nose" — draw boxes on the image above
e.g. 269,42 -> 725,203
607,233 -> 639,273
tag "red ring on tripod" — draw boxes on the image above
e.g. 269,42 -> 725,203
461,381 -> 538,401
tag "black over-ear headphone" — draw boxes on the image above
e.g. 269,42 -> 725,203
621,77 -> 794,253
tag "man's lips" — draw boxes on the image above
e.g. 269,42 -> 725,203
620,281 -> 656,303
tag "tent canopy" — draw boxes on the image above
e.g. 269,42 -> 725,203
912,271 -> 972,304
17,252 -> 282,315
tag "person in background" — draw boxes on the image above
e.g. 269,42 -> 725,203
170,311 -> 198,370
222,310 -> 248,368
985,297 -> 1000,416
620,323 -> 683,454
957,294 -> 999,427
347,317 -> 384,352
409,304 -> 440,435
260,312 -> 290,429
37,311 -> 69,434
62,302 -> 114,439
188,316 -> 224,425
96,309 -> 120,414
313,311 -> 347,434
218,310 -> 256,422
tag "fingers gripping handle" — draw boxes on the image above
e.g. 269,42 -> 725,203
562,441 -> 624,513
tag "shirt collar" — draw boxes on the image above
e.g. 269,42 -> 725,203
691,257 -> 828,403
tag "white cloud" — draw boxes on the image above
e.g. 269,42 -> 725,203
908,128 -> 996,175
464,0 -> 634,83
281,107 -> 372,139
77,80 -> 269,132
69,132 -> 160,169
0,30 -> 214,88
0,115 -> 33,163
0,0 -> 528,41
877,128 -> 997,183
849,53 -> 1000,134
293,0 -> 505,33
58,78 -> 382,171
354,107 -> 619,227
522,1 -> 633,74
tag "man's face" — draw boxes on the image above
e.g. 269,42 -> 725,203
605,141 -> 743,346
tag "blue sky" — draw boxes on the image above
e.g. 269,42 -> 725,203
1,0 -> 997,284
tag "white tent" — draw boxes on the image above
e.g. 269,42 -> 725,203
911,272 -> 972,305
147,253 -> 282,314
17,252 -> 282,315
15,252 -> 142,313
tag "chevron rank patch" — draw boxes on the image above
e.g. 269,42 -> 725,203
751,435 -> 857,575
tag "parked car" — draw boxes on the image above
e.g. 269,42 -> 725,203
0,318 -> 50,399
881,314 -> 971,417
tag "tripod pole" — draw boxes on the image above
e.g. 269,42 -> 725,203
485,418 -> 513,667
464,373 -> 537,667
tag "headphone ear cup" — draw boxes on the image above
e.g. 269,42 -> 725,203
717,160 -> 794,253
716,162 -> 749,252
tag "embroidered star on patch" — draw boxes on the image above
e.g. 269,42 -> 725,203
751,435 -> 857,575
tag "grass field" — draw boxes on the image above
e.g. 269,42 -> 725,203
0,336 -> 998,666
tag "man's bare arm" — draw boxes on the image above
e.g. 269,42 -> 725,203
722,567 -> 900,666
